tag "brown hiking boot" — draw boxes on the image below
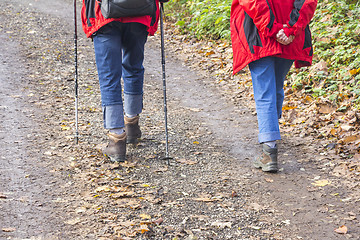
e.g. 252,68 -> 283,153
125,115 -> 141,144
253,144 -> 278,173
103,132 -> 126,162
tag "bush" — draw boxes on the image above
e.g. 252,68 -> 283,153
166,0 -> 360,108
290,0 -> 360,107
166,0 -> 232,40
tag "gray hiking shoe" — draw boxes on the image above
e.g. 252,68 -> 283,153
253,144 -> 278,173
125,115 -> 141,144
103,132 -> 126,162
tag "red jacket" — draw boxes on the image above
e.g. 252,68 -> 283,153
81,0 -> 160,38
230,0 -> 317,74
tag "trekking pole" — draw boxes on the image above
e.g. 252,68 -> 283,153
74,0 -> 79,144
160,3 -> 172,165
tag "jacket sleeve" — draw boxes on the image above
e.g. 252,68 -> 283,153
239,0 -> 283,38
284,0 -> 318,37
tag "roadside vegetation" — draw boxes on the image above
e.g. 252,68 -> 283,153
165,0 -> 360,160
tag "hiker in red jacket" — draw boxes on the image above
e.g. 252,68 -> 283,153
81,0 -> 168,162
230,0 -> 317,172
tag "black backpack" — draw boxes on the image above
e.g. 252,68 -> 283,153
100,0 -> 156,19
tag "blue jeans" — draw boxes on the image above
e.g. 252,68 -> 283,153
249,57 -> 294,143
93,22 -> 148,129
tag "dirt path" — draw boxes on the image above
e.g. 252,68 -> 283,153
0,0 -> 358,239
0,32 -> 67,238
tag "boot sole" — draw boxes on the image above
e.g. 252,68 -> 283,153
253,158 -> 278,173
103,153 -> 126,163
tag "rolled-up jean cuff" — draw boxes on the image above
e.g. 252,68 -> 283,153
124,93 -> 143,116
258,132 -> 281,143
103,104 -> 125,129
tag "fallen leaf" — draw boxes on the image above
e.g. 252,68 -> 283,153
139,214 -> 151,220
136,224 -> 150,234
211,221 -> 232,229
111,191 -> 136,198
153,218 -> 164,225
154,167 -> 168,172
282,220 -> 291,225
188,107 -> 202,112
115,228 -> 137,237
283,105 -> 297,111
262,229 -> 273,234
120,161 -> 138,168
193,197 -> 216,202
318,103 -> 336,114
349,69 -> 359,75
205,50 -> 215,56
95,186 -> 111,193
249,202 -> 263,211
60,125 -> 70,131
330,128 -> 337,136
341,135 -> 359,143
128,200 -> 141,209
118,221 -> 136,227
311,179 -> 331,187
334,225 -> 348,234
231,191 -> 238,198
0,193 -> 6,199
64,218 -> 81,225
75,207 -> 87,213
264,177 -> 274,183
250,225 -> 261,230
176,159 -> 197,165
340,124 -> 353,132
193,141 -> 200,144
2,227 -> 16,232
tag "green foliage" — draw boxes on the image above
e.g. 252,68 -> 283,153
166,0 -> 232,40
165,0 -> 360,107
289,0 -> 360,107
188,0 -> 232,39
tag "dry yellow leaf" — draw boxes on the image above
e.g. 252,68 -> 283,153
342,135 -> 359,143
349,69 -> 359,75
330,128 -> 337,136
282,105 -> 297,111
139,224 -> 150,234
334,225 -> 348,234
61,125 -> 70,131
2,227 -> 16,232
95,186 -> 111,192
205,50 -> 215,56
312,179 -> 331,187
139,214 -> 151,220
264,178 -> 274,183
304,95 -> 313,103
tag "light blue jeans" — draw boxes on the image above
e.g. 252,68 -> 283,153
93,22 -> 148,129
249,56 -> 294,143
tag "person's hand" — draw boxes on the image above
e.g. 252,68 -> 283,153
276,29 -> 294,45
